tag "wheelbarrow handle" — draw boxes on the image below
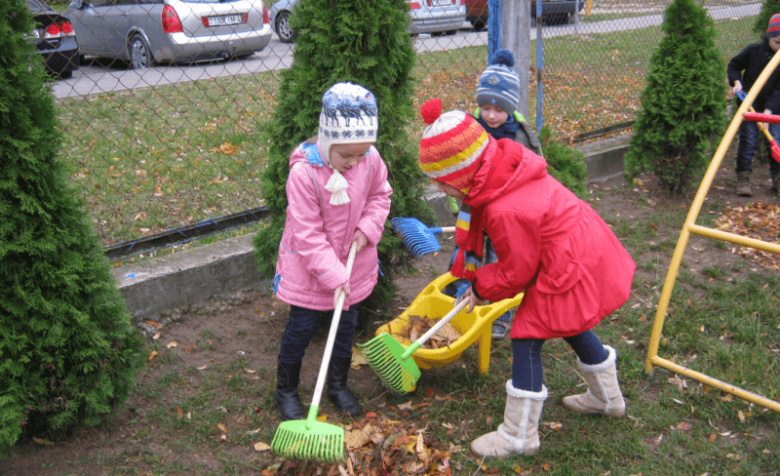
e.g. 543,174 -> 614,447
400,299 -> 469,360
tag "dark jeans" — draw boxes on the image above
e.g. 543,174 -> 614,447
278,304 -> 359,363
511,330 -> 608,392
736,121 -> 780,174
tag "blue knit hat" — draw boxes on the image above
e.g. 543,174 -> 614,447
476,49 -> 521,115
767,13 -> 780,39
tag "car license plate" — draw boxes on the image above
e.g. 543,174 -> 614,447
431,0 -> 451,5
208,14 -> 243,27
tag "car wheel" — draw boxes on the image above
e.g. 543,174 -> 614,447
58,70 -> 73,80
431,31 -> 445,37
129,34 -> 154,69
471,19 -> 487,31
445,29 -> 458,35
276,11 -> 297,43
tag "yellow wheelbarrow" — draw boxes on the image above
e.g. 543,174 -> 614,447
374,272 -> 523,376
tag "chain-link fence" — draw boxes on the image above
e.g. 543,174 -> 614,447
38,0 -> 761,257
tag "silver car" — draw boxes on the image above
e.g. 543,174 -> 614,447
270,0 -> 466,44
65,0 -> 272,69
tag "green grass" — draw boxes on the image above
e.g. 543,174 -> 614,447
55,14 -> 758,250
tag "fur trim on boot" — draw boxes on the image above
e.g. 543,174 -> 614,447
562,345 -> 625,417
470,381 -> 548,458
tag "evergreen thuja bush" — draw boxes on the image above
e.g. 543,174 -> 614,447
623,0 -> 727,194
253,0 -> 434,309
538,127 -> 588,199
0,0 -> 144,453
754,0 -> 780,38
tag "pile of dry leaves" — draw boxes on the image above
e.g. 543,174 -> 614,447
258,403 -> 463,476
391,315 -> 462,350
713,202 -> 780,270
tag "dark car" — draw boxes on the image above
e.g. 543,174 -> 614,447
465,0 -> 586,30
26,0 -> 80,79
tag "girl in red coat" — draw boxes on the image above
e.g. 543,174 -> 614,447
418,99 -> 636,458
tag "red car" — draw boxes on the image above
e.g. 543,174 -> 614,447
465,0 -> 587,30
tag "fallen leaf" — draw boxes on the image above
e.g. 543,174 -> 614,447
176,406 -> 184,418
397,401 -> 414,411
254,441 -> 271,451
345,428 -> 370,450
351,347 -> 368,368
217,423 -> 228,433
32,437 -> 53,445
184,345 -> 197,352
245,368 -> 256,374
738,410 -> 746,423
197,365 -> 207,370
676,421 -> 693,431
167,341 -> 178,348
148,350 -> 158,361
541,462 -> 552,471
146,320 -> 159,327
544,421 -> 563,431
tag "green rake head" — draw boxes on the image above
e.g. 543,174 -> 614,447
271,414 -> 344,463
357,333 -> 421,395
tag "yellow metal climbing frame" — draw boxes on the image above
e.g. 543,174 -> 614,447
644,49 -> 780,413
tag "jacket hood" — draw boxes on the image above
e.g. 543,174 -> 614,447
464,138 -> 547,208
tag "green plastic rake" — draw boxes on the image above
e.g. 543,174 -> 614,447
271,242 -> 358,463
357,299 -> 468,395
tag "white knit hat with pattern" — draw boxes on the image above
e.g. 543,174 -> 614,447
318,82 -> 379,205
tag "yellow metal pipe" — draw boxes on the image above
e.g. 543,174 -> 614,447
689,224 -> 780,253
646,48 -> 780,374
649,356 -> 780,412
645,48 -> 780,413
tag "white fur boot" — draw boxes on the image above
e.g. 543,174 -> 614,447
562,345 -> 625,417
470,381 -> 548,458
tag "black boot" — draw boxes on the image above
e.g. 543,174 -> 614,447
274,360 -> 305,421
327,355 -> 361,417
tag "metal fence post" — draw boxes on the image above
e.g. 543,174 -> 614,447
536,0 -> 544,135
500,0 -> 530,119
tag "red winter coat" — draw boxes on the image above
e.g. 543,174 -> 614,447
465,139 -> 635,339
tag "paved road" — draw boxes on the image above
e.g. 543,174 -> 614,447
50,2 -> 761,100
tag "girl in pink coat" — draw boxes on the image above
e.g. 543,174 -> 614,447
418,99 -> 635,458
272,83 -> 393,421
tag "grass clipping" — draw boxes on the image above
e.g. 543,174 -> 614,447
391,315 -> 462,349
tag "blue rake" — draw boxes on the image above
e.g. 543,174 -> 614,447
390,217 -> 455,258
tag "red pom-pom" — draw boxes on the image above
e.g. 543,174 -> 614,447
421,98 -> 442,125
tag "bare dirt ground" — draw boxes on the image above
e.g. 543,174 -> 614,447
2,156 -> 777,475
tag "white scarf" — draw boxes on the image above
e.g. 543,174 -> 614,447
325,165 -> 350,206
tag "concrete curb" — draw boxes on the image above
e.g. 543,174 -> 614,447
112,135 -> 630,323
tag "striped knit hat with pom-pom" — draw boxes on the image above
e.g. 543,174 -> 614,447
418,98 -> 489,195
767,13 -> 780,39
476,48 -> 521,115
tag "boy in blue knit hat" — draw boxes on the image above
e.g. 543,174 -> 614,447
728,12 -> 780,197
447,48 -> 541,340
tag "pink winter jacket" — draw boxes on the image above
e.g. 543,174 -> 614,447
274,140 -> 393,311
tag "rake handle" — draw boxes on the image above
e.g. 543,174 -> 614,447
736,90 -> 779,146
400,298 -> 469,360
307,241 -> 358,422
431,226 -> 456,234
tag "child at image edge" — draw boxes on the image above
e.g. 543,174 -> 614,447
272,83 -> 393,421
418,98 -> 636,458
727,12 -> 780,197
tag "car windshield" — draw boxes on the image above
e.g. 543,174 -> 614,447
26,0 -> 54,13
